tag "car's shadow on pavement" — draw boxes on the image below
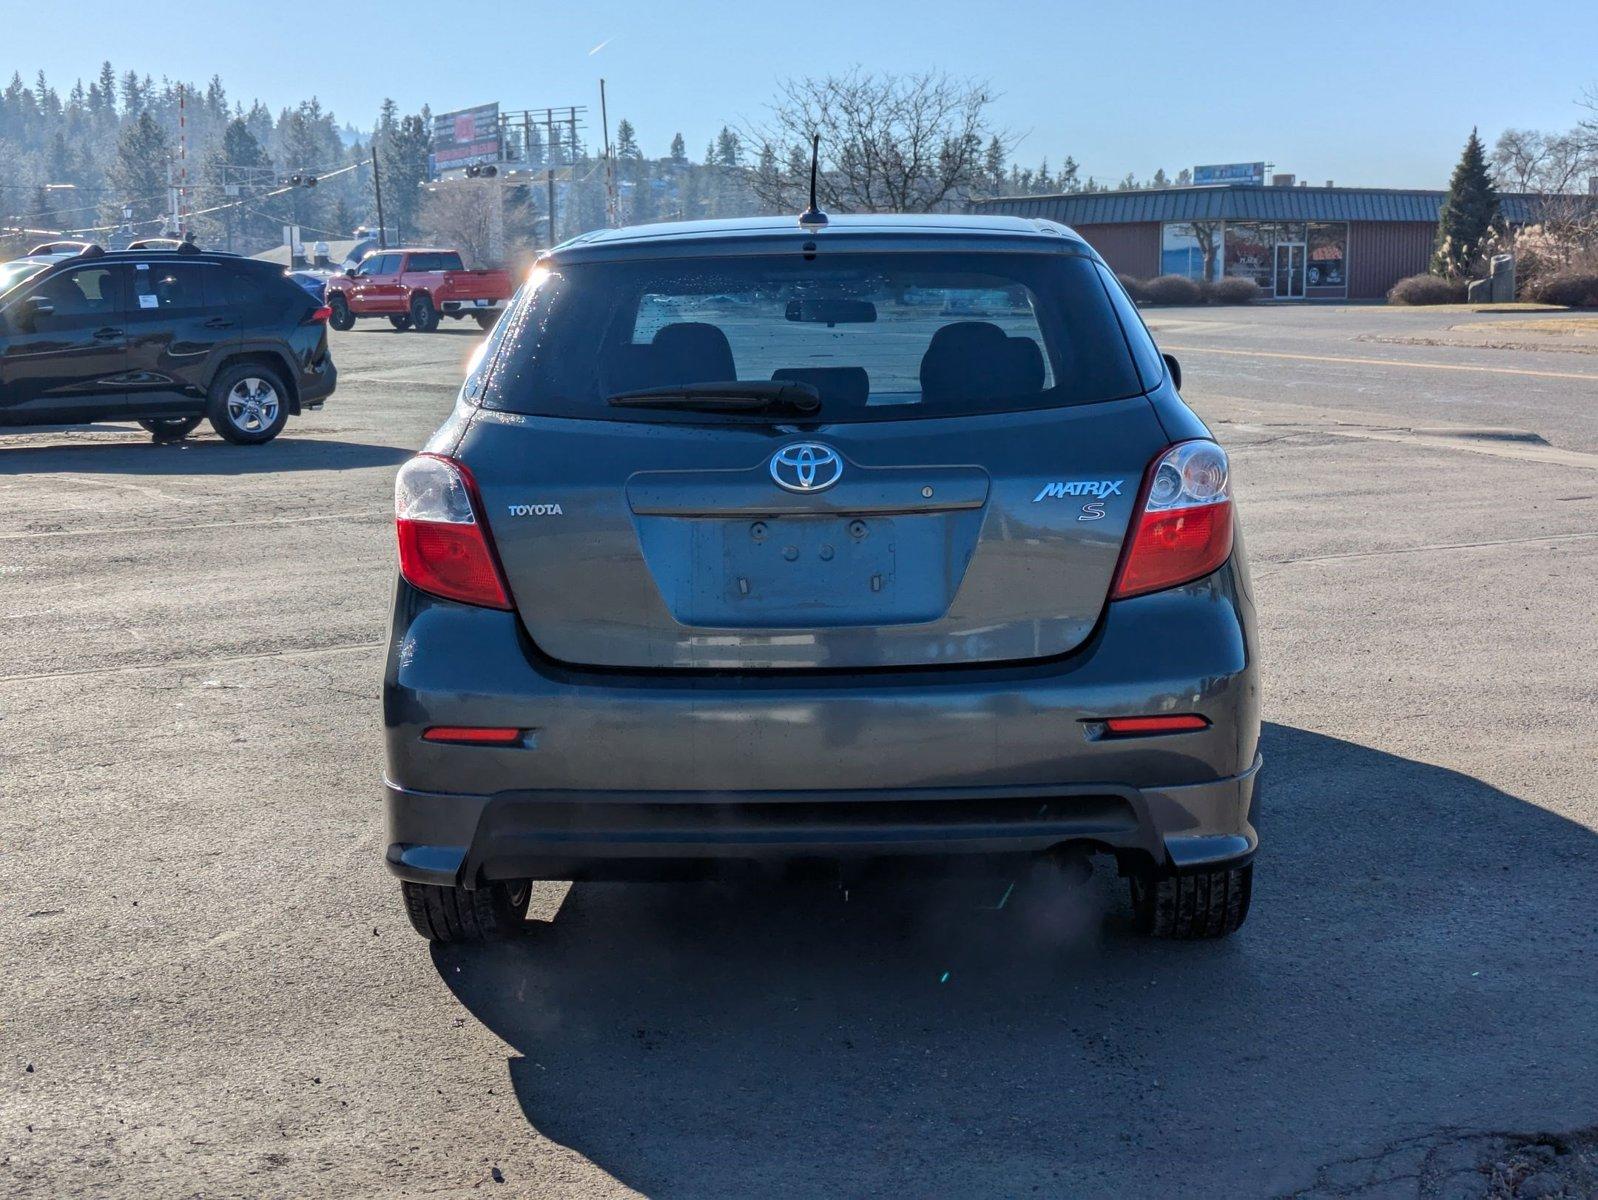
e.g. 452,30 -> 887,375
433,723 -> 1598,1198
0,433 -> 410,475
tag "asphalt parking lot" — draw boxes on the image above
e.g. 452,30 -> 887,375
3,304 -> 1596,1199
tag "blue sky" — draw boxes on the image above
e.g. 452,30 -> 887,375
10,0 -> 1598,188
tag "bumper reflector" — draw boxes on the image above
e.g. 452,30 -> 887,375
1101,715 -> 1210,736
422,726 -> 524,745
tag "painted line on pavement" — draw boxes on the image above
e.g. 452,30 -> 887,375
1164,343 -> 1598,383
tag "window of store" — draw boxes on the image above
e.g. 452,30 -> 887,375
1307,223 -> 1348,295
1161,222 -> 1222,282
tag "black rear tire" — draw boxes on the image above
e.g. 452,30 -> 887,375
409,292 -> 439,332
327,294 -> 355,331
138,415 -> 203,442
1130,862 -> 1252,939
206,362 -> 290,445
388,314 -> 413,331
473,311 -> 498,331
401,880 -> 530,943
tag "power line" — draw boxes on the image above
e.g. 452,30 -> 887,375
5,159 -> 363,238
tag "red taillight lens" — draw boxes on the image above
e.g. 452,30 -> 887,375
309,305 -> 332,323
1102,714 -> 1210,736
422,726 -> 523,744
1112,440 -> 1235,599
394,454 -> 512,610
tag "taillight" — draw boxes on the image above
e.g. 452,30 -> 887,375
308,305 -> 332,323
394,454 -> 512,609
1112,440 -> 1234,599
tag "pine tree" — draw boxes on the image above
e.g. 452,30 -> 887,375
983,136 -> 1006,193
380,112 -> 431,243
95,61 -> 116,114
1151,168 -> 1170,188
331,195 -> 357,238
1433,128 -> 1499,277
110,111 -> 168,225
669,132 -> 686,164
615,118 -> 639,160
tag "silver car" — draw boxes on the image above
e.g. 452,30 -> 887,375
382,214 -> 1260,943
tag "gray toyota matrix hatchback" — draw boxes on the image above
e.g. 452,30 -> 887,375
382,214 -> 1260,943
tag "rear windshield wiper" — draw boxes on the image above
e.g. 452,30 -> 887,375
606,381 -> 821,416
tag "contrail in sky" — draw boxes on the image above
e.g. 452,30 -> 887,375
588,37 -> 615,55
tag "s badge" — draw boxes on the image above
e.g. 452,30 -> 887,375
1078,502 -> 1106,521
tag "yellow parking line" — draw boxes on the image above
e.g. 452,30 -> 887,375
1162,344 -> 1598,383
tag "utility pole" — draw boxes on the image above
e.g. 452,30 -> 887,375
177,84 -> 188,236
371,147 -> 387,249
166,159 -> 180,237
600,80 -> 619,228
545,110 -> 557,248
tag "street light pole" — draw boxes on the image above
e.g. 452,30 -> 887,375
372,147 -> 387,249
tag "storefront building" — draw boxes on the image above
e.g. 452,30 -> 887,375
973,184 -> 1547,300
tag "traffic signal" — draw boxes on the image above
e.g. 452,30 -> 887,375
465,164 -> 498,178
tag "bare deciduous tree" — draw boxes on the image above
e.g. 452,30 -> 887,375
747,69 -> 1012,214
418,183 -> 528,266
1493,122 -> 1598,232
1492,127 -> 1592,195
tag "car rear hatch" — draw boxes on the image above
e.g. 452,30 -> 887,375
453,242 -> 1169,671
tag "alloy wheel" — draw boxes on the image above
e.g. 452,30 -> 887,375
226,377 -> 281,433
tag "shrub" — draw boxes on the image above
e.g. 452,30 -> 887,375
1387,274 -> 1467,305
1207,276 -> 1260,305
1116,273 -> 1149,304
1524,270 -> 1598,308
1141,274 -> 1206,306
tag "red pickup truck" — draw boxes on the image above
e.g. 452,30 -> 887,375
324,248 -> 514,333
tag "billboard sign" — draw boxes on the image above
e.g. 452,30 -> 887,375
1193,162 -> 1266,187
431,103 -> 501,176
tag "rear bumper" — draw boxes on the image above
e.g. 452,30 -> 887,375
298,357 -> 336,406
385,757 -> 1260,886
439,299 -> 506,314
383,564 -> 1261,886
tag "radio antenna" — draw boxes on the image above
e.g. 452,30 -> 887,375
797,133 -> 828,228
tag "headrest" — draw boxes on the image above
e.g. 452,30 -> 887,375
918,322 -> 1010,405
651,322 -> 735,385
1005,336 -> 1046,395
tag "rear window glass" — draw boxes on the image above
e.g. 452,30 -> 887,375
408,252 -> 464,272
479,251 -> 1146,423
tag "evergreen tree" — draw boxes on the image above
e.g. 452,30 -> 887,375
715,126 -> 741,168
109,110 -> 168,224
983,136 -> 1006,193
202,117 -> 273,250
1433,128 -> 1499,277
669,132 -> 686,163
95,61 -> 116,114
380,112 -> 431,243
1151,168 -> 1170,188
331,195 -> 357,238
615,118 -> 639,160
119,70 -> 144,115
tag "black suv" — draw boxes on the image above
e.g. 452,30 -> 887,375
0,246 -> 336,444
